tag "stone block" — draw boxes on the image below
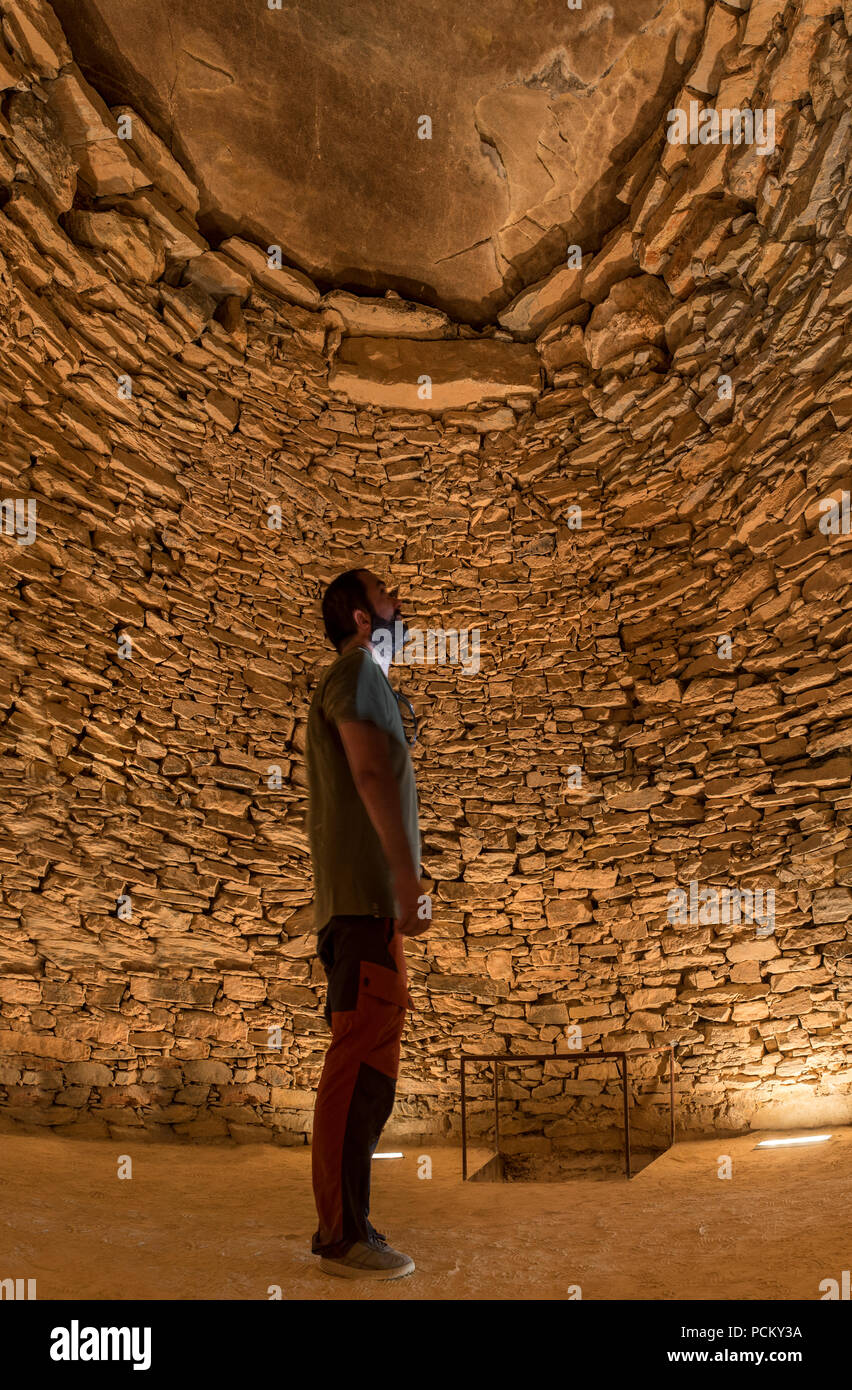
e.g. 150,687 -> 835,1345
330,337 -> 541,411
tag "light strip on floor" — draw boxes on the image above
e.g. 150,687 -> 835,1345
754,1134 -> 832,1148
372,1152 -> 404,1159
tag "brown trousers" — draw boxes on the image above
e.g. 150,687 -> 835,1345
311,915 -> 413,1256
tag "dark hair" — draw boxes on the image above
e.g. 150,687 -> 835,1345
321,569 -> 371,651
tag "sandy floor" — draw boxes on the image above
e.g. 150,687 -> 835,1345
2,1126 -> 848,1300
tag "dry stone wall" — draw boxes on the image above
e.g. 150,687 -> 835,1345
0,0 -> 850,1150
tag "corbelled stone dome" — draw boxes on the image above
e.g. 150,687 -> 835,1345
1,0 -> 851,1151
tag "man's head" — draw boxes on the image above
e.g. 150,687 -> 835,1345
321,568 -> 402,654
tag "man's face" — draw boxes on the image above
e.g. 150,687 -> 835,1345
359,570 -> 401,626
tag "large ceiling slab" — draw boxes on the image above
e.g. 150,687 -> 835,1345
50,0 -> 708,323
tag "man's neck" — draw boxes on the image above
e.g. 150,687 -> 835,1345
339,634 -> 391,678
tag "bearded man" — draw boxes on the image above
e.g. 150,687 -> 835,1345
306,567 -> 429,1280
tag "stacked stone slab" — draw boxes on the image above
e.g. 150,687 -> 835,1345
0,0 -> 849,1150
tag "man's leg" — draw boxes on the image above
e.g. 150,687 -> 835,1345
311,916 -> 408,1256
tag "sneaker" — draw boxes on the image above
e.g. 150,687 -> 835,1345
319,1239 -> 415,1280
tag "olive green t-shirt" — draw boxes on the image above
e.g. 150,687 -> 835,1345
306,646 -> 420,932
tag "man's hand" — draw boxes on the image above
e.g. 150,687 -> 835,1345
393,864 -> 430,938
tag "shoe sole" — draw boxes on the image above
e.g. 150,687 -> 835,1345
319,1257 -> 416,1280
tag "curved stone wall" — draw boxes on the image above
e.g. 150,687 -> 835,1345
0,0 -> 850,1148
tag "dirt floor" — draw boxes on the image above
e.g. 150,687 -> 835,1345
2,1125 -> 848,1300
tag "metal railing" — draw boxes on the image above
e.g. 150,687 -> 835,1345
461,1045 -> 676,1181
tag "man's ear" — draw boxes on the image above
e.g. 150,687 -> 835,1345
351,605 -> 372,634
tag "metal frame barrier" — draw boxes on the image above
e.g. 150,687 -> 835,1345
461,1045 -> 676,1181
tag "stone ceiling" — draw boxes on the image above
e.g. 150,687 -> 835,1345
50,0 -> 708,323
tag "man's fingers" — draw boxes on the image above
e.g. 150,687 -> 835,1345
398,916 -> 428,938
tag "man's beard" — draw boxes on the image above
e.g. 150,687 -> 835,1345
368,606 -> 408,667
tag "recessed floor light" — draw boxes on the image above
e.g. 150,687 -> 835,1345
754,1134 -> 832,1148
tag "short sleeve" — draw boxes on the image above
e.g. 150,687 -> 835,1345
322,651 -> 388,729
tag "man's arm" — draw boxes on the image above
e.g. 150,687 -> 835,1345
337,719 -> 427,937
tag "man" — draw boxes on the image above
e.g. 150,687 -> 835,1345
306,567 -> 429,1281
